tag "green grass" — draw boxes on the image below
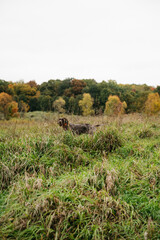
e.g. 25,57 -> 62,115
0,113 -> 160,239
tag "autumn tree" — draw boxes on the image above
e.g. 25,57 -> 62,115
0,92 -> 19,119
145,92 -> 160,115
71,79 -> 86,95
82,80 -> 100,111
79,93 -> 94,116
104,95 -> 127,116
10,82 -> 37,103
0,92 -> 13,119
53,97 -> 66,113
26,80 -> 38,88
19,100 -> 30,117
7,101 -> 19,117
0,78 -> 155,114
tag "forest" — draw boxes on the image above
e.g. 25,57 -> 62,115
0,78 -> 160,119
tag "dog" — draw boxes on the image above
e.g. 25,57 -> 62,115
58,118 -> 100,135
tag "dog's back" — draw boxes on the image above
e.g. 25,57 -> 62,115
69,123 -> 90,135
58,118 -> 99,135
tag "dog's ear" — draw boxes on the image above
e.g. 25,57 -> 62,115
63,118 -> 68,127
58,118 -> 63,126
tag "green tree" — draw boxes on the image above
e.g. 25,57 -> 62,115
38,95 -> 52,111
0,80 -> 13,95
58,78 -> 72,96
79,93 -> 95,116
68,96 -> 77,114
154,86 -> 160,95
38,79 -> 61,97
29,97 -> 40,111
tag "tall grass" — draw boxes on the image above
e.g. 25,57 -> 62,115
0,112 -> 160,239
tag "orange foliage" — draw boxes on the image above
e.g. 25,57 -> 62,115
0,92 -> 13,118
27,80 -> 38,88
0,92 -> 19,118
71,79 -> 86,95
7,101 -> 19,117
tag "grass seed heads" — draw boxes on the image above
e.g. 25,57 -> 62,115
0,113 -> 160,239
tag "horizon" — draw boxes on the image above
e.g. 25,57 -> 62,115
0,77 -> 157,88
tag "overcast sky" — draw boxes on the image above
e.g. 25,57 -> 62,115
0,0 -> 160,86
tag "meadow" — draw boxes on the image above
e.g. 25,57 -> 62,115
0,112 -> 160,240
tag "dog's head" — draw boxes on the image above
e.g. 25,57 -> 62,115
58,118 -> 69,130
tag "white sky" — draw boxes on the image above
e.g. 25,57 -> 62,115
0,0 -> 160,86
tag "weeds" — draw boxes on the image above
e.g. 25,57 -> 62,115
137,128 -> 154,139
63,127 -> 123,154
0,113 -> 160,239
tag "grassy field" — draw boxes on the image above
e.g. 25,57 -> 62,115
0,112 -> 160,240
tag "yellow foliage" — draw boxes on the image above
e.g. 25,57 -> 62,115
35,90 -> 41,98
19,101 -> 30,113
53,97 -> 66,113
11,83 -> 37,98
79,93 -> 95,116
104,95 -> 127,116
145,93 -> 160,115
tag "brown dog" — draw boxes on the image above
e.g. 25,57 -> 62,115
58,118 -> 100,135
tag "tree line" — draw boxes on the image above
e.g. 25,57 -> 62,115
0,78 -> 160,119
